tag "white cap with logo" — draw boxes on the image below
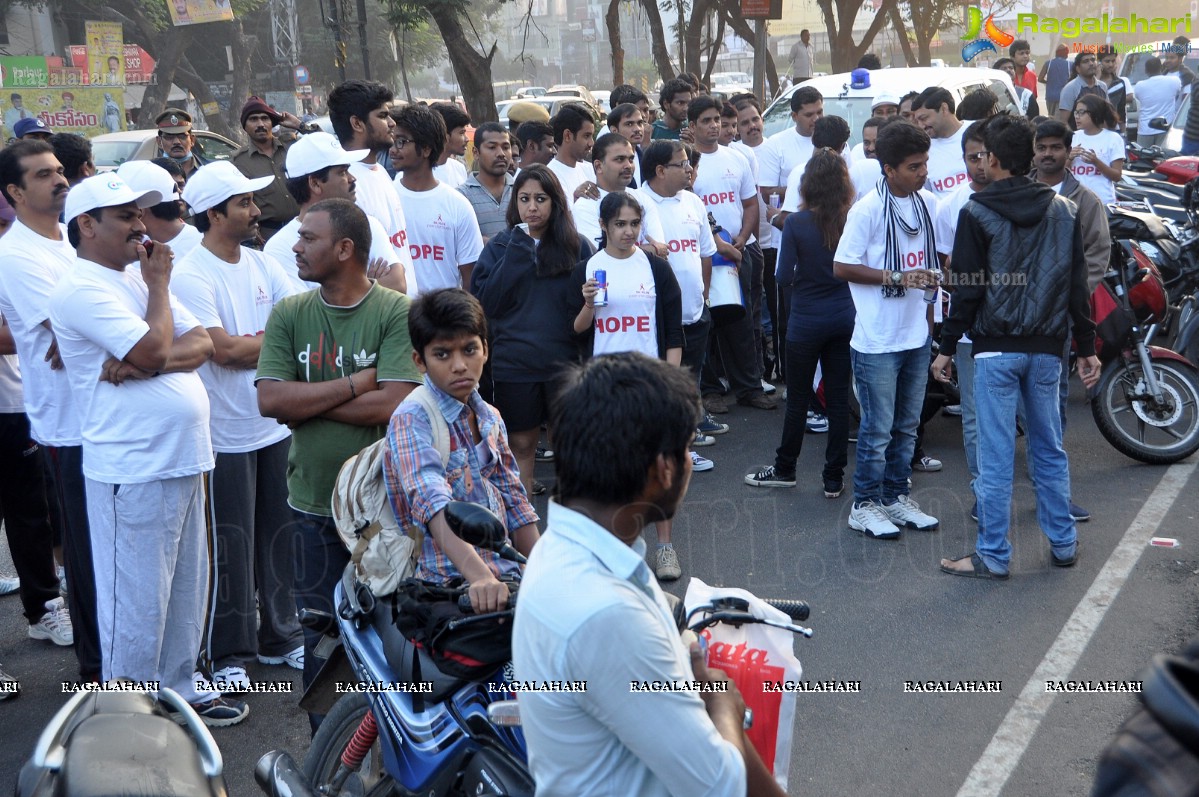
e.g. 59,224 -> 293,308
116,161 -> 178,204
64,174 -> 163,224
182,161 -> 274,215
872,92 -> 902,110
285,132 -> 370,179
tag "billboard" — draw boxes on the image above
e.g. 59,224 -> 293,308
68,44 -> 157,85
166,0 -> 235,27
85,21 -> 125,86
0,57 -> 51,88
1,87 -> 126,138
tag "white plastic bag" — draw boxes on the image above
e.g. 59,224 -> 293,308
683,577 -> 802,791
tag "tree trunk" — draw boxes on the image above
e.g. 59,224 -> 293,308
683,0 -> 711,77
606,0 -> 624,86
888,7 -> 917,67
174,57 -> 239,140
702,13 -> 725,87
228,19 -> 256,138
139,26 -> 187,127
817,0 -> 897,72
723,10 -> 778,96
399,29 -> 415,103
676,0 -> 686,77
425,0 -> 498,123
638,0 -> 676,82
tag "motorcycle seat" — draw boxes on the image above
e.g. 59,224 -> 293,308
1110,208 -> 1174,242
372,598 -> 469,704
40,693 -> 220,797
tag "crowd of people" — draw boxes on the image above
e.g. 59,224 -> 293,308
0,46 -> 1173,785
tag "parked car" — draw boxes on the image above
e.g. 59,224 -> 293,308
1120,42 -> 1199,140
91,129 -> 240,172
546,84 -> 599,108
495,97 -> 603,129
592,90 -> 611,115
515,86 -> 547,99
762,66 -> 1021,146
709,71 -> 753,92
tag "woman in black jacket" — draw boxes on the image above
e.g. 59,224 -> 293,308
471,164 -> 594,496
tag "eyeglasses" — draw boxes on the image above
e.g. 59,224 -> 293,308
1073,109 -> 1089,116
159,132 -> 189,142
392,137 -> 413,149
665,161 -> 693,171
966,152 -> 988,162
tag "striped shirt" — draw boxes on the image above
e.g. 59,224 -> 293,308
383,380 -> 537,583
458,173 -> 515,239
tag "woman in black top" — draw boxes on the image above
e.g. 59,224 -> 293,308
471,164 -> 594,495
746,149 -> 856,497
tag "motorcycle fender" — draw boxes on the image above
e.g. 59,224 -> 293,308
299,645 -> 355,715
1146,345 -> 1196,368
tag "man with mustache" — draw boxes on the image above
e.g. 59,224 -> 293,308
571,132 -> 665,255
155,108 -> 207,181
0,140 -> 93,682
172,161 -> 303,693
458,121 -> 515,242
231,97 -> 303,241
47,175 -> 242,724
117,160 -> 203,261
265,131 -> 406,293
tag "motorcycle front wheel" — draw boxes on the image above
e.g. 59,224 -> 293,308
303,692 -> 392,797
1092,357 -> 1199,464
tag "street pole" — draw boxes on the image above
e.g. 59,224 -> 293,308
356,0 -> 371,79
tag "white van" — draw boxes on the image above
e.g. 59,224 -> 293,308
762,67 -> 1022,145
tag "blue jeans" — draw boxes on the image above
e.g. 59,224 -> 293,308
851,343 -> 928,504
956,342 -> 979,482
974,354 -> 1077,574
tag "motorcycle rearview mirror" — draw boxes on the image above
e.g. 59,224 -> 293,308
1148,117 -> 1170,132
443,501 -> 527,564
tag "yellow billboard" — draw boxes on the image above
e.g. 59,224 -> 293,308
85,21 -> 124,87
166,0 -> 235,27
1,87 -> 125,137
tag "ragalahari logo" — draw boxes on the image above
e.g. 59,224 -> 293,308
961,7 -> 1015,63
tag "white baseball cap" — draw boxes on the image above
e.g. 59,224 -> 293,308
181,161 -> 274,215
872,92 -> 902,110
116,161 -> 178,204
284,132 -> 370,179
64,174 -> 163,224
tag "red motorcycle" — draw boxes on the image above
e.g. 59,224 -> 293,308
1090,206 -> 1199,464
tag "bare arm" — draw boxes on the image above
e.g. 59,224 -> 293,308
208,328 -> 263,370
428,508 -> 511,613
123,245 -> 177,373
665,347 -> 682,366
510,522 -> 539,557
160,326 -> 214,373
458,262 -> 474,291
734,197 -> 758,249
321,379 -> 415,426
257,367 -> 373,423
701,256 -> 712,300
0,320 -> 14,355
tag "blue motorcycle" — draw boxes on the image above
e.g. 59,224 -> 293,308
260,502 -> 533,797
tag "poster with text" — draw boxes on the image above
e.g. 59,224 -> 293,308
1,87 -> 126,138
166,0 -> 234,27
85,21 -> 125,86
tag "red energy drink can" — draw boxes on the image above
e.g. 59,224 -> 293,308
594,269 -> 608,307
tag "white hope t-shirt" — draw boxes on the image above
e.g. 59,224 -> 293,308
586,248 -> 658,358
48,260 -> 213,483
693,145 -> 757,245
925,126 -> 969,198
638,185 -> 717,324
394,181 -> 485,293
573,187 -> 666,251
433,158 -> 468,189
1068,128 -> 1124,204
349,161 -> 417,293
547,158 -> 597,207
172,244 -> 298,453
833,187 -> 939,354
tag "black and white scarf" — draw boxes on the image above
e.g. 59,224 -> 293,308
876,177 -> 936,298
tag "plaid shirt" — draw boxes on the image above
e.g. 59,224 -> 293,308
457,173 -> 514,240
383,381 -> 537,583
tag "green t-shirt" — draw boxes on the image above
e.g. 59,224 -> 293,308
651,119 -> 683,140
256,284 -> 422,515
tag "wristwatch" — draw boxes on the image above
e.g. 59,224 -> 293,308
889,270 -> 904,286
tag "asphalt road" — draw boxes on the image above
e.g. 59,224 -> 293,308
2,382 -> 1197,796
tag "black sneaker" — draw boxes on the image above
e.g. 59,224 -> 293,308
744,466 -> 796,488
171,695 -> 249,728
823,479 -> 844,499
1069,502 -> 1091,522
535,447 -> 554,462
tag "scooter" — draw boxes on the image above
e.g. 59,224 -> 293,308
1089,205 -> 1199,464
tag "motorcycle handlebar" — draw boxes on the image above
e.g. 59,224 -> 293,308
762,598 -> 811,622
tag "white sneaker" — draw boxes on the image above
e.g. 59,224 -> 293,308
761,379 -> 777,394
0,576 -> 19,596
849,501 -> 900,539
943,404 -> 963,417
690,451 -> 715,472
654,546 -> 682,581
28,597 -> 73,646
883,495 -> 939,531
57,565 -> 66,597
212,665 -> 251,691
258,646 -> 304,670
806,412 -> 829,434
912,455 -> 943,472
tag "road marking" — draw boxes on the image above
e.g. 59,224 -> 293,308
956,461 -> 1198,797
